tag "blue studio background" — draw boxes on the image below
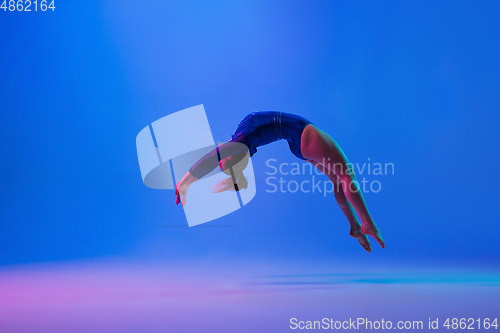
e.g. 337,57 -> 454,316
1,0 -> 499,267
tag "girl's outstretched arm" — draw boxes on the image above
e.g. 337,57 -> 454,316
189,139 -> 249,180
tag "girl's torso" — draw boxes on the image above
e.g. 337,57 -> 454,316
231,111 -> 312,160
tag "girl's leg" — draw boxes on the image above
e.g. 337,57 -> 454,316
301,125 -> 385,248
309,161 -> 371,252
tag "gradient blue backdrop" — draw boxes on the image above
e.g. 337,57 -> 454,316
1,0 -> 499,267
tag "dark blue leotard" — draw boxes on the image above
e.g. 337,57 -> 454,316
189,111 -> 313,179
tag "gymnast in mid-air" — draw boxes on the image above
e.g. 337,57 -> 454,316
175,111 -> 384,252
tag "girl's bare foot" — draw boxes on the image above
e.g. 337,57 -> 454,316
361,223 -> 385,249
350,228 -> 371,253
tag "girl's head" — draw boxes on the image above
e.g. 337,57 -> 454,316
213,150 -> 251,193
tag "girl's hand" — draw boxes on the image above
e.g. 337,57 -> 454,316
175,172 -> 197,206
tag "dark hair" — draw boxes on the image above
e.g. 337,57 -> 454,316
212,172 -> 248,193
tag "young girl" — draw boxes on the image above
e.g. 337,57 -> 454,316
175,111 -> 384,253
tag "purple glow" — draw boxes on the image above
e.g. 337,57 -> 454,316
0,259 -> 499,332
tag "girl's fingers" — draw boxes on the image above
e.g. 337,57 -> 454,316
175,184 -> 187,206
